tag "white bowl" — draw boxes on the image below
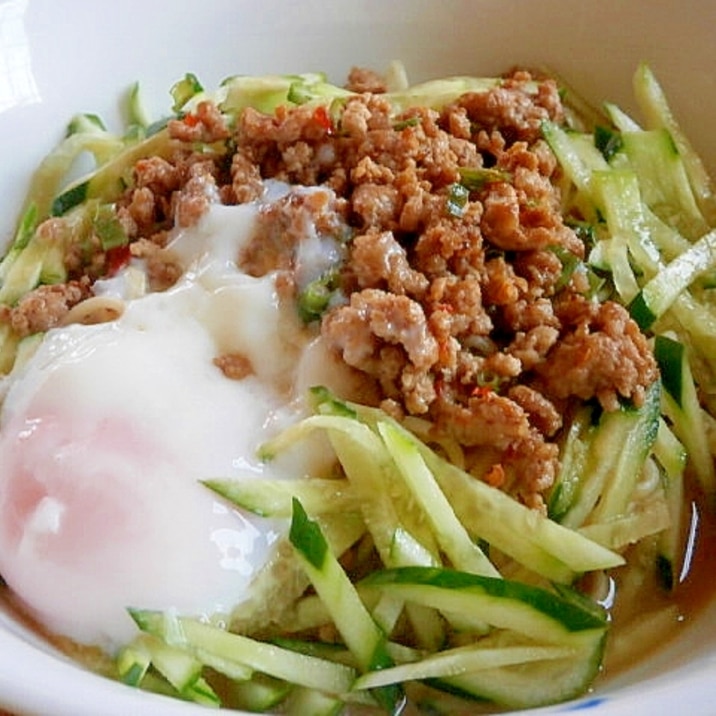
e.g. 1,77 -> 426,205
1,0 -> 716,713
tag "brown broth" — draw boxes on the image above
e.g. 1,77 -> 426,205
600,482 -> 716,680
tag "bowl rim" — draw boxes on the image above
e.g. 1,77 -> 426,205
3,1 -> 716,714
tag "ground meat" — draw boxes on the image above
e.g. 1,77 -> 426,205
321,289 -> 439,414
479,138 -> 579,254
213,353 -> 254,380
506,384 -> 562,437
133,156 -> 182,195
239,187 -> 349,278
129,239 -> 183,291
501,434 -> 560,510
167,100 -> 231,144
18,66 -> 659,510
413,206 -> 486,278
533,300 -> 658,411
344,66 -> 388,94
129,156 -> 214,236
434,389 -> 533,450
456,70 -> 564,145
174,164 -> 219,228
352,182 -> 401,229
426,274 -> 492,339
507,325 -> 560,371
229,152 -> 264,204
3,280 -> 91,337
348,229 -> 428,297
221,67 -> 656,507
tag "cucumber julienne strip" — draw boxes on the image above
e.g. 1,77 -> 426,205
586,379 -> 660,523
433,635 -> 605,711
223,674 -> 293,713
325,424 -> 440,567
548,405 -> 594,521
591,169 -> 650,302
308,390 -> 623,579
289,498 -> 404,713
129,608 -> 357,694
620,128 -> 709,241
261,413 -> 440,568
202,476 -> 357,517
20,131 -> 124,221
653,419 -> 687,589
633,62 -> 716,225
578,492 -> 670,550
116,638 -> 152,686
353,642 -> 574,690
138,634 -> 221,706
555,382 -> 660,529
654,335 -> 716,493
360,567 -> 607,644
629,228 -> 716,330
355,567 -> 607,708
377,421 -> 499,578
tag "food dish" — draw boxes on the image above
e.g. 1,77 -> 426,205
2,0 -> 716,714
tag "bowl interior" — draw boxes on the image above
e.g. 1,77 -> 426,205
1,0 -> 716,713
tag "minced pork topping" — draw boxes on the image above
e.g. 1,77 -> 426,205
3,68 -> 658,510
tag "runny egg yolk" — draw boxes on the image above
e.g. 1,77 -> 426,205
0,197 -> 348,652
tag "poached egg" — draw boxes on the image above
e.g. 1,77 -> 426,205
0,191 -> 350,652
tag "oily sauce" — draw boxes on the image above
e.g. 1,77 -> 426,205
600,482 -> 716,680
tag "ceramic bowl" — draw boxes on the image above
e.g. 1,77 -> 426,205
1,1 -> 715,713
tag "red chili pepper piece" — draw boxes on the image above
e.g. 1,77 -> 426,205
183,112 -> 201,128
313,105 -> 333,134
105,244 -> 132,276
471,385 -> 493,399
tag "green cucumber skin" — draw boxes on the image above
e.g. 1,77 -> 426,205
129,609 -> 357,695
360,567 -> 606,633
629,290 -> 657,330
51,181 -> 89,216
288,499 -> 404,713
290,497 -> 330,569
426,631 -> 606,710
654,334 -> 685,406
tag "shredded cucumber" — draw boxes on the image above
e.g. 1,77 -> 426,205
130,609 -> 357,695
5,60 -> 715,715
289,499 -> 404,713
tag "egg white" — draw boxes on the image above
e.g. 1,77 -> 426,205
0,195 -> 347,652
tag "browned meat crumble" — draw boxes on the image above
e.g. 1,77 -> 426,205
0,278 -> 91,337
6,68 -> 658,510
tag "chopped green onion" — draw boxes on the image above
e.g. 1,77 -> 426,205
446,182 -> 470,218
458,166 -> 511,191
92,204 -> 129,251
392,116 -> 421,131
297,269 -> 341,323
549,245 -> 583,292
